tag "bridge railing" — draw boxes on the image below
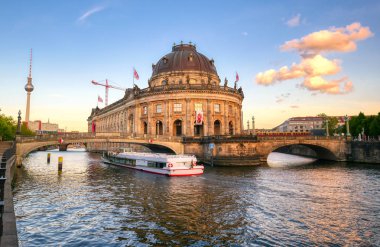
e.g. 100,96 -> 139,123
16,132 -> 183,143
257,136 -> 345,141
16,132 -> 346,143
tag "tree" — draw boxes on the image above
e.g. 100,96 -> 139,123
21,122 -> 35,136
0,112 -> 35,141
318,113 -> 339,136
369,112 -> 380,137
0,113 -> 16,141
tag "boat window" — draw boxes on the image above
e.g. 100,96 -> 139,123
148,161 -> 156,167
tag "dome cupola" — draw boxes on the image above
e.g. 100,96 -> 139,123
151,43 -> 218,78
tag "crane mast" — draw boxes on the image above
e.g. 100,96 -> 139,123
91,79 -> 125,106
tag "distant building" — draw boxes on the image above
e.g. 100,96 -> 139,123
274,116 -> 324,133
27,120 -> 61,134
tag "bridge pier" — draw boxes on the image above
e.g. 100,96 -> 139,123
59,144 -> 67,152
15,155 -> 23,167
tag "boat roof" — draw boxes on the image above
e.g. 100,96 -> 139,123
116,152 -> 197,163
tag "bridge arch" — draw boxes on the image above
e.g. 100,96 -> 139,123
271,143 -> 338,160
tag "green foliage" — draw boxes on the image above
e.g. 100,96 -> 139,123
0,112 -> 35,140
21,122 -> 35,136
349,112 -> 380,137
318,113 -> 339,135
369,113 -> 380,136
0,113 -> 16,141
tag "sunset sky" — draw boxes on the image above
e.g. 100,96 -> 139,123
0,1 -> 379,131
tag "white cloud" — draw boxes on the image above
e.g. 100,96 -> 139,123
255,22 -> 373,94
286,14 -> 301,27
78,6 -> 105,22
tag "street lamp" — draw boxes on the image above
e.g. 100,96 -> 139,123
16,110 -> 22,134
344,115 -> 351,136
252,116 -> 255,135
325,119 -> 329,137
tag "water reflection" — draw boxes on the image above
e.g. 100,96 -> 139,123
13,150 -> 380,246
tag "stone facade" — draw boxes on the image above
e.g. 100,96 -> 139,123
87,43 -> 244,137
275,116 -> 324,133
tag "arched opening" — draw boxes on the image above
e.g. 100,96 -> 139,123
173,119 -> 182,136
228,121 -> 234,135
156,120 -> 163,135
272,144 -> 338,161
128,114 -> 134,133
143,121 -> 148,135
194,122 -> 204,136
214,120 -> 221,135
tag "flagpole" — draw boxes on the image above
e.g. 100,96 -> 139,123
133,68 -> 135,88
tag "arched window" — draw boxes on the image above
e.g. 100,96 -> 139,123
173,119 -> 182,136
214,120 -> 221,135
229,121 -> 234,135
143,121 -> 148,135
156,120 -> 163,135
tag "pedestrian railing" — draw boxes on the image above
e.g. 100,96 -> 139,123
0,142 -> 15,236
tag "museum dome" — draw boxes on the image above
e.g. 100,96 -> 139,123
151,43 -> 218,77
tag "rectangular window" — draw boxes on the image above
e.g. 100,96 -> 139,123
143,106 -> 147,115
156,104 -> 162,113
174,103 -> 182,113
195,103 -> 202,112
214,104 -> 220,113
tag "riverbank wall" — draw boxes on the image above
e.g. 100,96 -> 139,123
0,155 -> 18,246
349,141 -> 380,164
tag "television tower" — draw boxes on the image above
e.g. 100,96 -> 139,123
24,49 -> 34,123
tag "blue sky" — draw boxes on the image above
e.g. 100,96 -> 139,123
0,0 -> 379,131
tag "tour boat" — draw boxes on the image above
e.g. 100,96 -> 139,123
101,150 -> 204,176
267,152 -> 317,168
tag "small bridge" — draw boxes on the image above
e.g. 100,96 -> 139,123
15,133 -> 351,166
15,133 -> 184,166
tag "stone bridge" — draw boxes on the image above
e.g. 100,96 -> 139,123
15,133 -> 184,166
15,133 -> 350,166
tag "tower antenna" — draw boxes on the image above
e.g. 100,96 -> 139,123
29,48 -> 33,78
25,48 -> 35,123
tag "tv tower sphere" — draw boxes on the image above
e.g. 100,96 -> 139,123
25,81 -> 34,92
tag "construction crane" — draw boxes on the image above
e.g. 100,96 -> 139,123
91,79 -> 125,106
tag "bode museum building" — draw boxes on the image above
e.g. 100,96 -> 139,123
88,43 -> 244,138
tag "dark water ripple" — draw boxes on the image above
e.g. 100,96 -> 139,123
13,150 -> 380,246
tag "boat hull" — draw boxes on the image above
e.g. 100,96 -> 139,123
101,157 -> 204,176
267,152 -> 317,168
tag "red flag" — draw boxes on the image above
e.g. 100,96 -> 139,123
98,95 -> 103,103
133,68 -> 139,80
235,72 -> 239,82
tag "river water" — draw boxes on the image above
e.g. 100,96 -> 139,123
13,149 -> 380,246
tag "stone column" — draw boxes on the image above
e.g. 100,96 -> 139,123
133,105 -> 137,136
224,102 -> 228,134
206,99 -> 211,136
186,98 -> 191,136
168,101 -> 172,136
164,100 -> 168,135
135,103 -> 141,136
148,102 -> 153,135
